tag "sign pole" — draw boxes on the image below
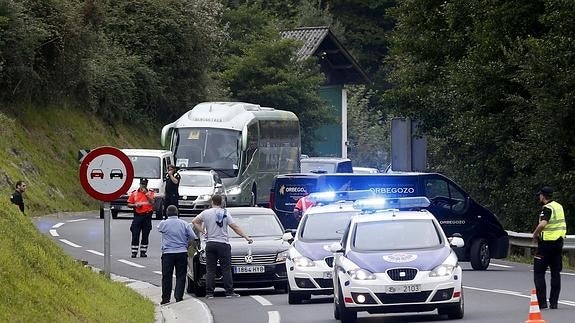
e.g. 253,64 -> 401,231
103,201 -> 111,278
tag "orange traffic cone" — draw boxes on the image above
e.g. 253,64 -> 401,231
525,288 -> 547,323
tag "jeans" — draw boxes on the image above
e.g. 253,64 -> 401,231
205,241 -> 233,295
161,252 -> 188,302
534,238 -> 563,306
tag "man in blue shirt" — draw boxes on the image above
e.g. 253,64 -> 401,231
157,205 -> 197,305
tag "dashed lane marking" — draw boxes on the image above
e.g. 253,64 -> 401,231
87,250 -> 104,256
118,259 -> 145,268
49,229 -> 59,237
466,286 -> 575,307
59,239 -> 81,248
251,295 -> 272,306
67,218 -> 88,222
268,311 -> 280,323
53,222 -> 64,228
489,263 -> 512,268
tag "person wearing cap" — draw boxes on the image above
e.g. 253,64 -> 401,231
157,205 -> 197,305
163,164 -> 181,218
191,194 -> 253,298
532,186 -> 566,309
127,178 -> 155,258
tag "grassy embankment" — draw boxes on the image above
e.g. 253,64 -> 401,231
0,105 -> 162,322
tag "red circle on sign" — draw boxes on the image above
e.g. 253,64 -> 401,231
79,146 -> 134,201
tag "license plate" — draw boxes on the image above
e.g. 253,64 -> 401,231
386,284 -> 421,294
233,266 -> 265,274
323,271 -> 333,279
179,200 -> 194,206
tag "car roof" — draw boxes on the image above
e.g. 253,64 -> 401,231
352,209 -> 436,224
121,149 -> 172,157
178,170 -> 214,176
301,157 -> 351,163
226,207 -> 277,216
305,202 -> 357,215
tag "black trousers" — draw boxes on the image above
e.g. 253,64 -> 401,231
205,241 -> 233,295
534,238 -> 563,306
130,212 -> 152,248
161,252 -> 188,302
164,194 -> 179,216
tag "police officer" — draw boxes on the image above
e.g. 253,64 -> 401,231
293,194 -> 316,223
164,164 -> 180,218
127,178 -> 155,258
532,186 -> 566,309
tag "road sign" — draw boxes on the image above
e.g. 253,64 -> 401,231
79,146 -> 134,201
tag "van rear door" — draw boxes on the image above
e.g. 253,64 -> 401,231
271,175 -> 319,229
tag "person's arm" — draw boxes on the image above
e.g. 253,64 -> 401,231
167,172 -> 179,185
532,208 -> 552,240
229,223 -> 253,243
191,214 -> 205,234
185,223 -> 197,244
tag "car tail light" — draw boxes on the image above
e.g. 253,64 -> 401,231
269,191 -> 275,209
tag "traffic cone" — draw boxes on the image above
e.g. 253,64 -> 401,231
525,288 -> 547,323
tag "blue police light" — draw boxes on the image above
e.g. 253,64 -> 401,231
307,190 -> 376,204
353,196 -> 431,212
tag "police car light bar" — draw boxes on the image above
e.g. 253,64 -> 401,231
353,197 -> 431,212
307,190 -> 376,204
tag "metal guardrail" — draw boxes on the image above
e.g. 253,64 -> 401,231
506,231 -> 575,265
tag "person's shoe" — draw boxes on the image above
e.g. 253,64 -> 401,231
160,300 -> 170,305
550,303 -> 558,309
140,252 -> 147,258
205,294 -> 214,299
175,298 -> 183,303
131,253 -> 137,258
539,303 -> 548,309
225,292 -> 241,298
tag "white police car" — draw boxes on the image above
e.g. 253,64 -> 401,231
329,197 -> 465,322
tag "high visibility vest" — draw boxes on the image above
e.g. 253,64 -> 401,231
541,201 -> 566,241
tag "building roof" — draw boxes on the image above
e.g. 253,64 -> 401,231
280,26 -> 369,85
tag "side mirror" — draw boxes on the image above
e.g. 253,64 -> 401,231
327,242 -> 343,253
282,232 -> 294,242
448,236 -> 465,248
215,183 -> 223,188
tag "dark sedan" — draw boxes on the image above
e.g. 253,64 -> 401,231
186,207 -> 291,297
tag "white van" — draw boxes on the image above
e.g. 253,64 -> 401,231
99,149 -> 174,219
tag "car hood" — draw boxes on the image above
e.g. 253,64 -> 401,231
346,247 -> 450,272
293,239 -> 336,260
228,237 -> 290,255
179,186 -> 213,196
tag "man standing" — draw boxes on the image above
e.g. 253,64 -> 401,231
157,205 -> 196,305
127,178 -> 155,258
164,164 -> 181,218
192,194 -> 253,298
10,180 -> 27,215
532,186 -> 566,309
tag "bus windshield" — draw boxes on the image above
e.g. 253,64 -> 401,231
173,128 -> 240,177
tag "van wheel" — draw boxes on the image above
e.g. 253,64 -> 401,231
111,210 -> 118,219
470,238 -> 490,270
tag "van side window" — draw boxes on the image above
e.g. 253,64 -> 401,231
449,183 -> 467,214
243,122 -> 258,171
425,179 -> 467,215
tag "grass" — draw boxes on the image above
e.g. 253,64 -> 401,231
0,104 -> 162,322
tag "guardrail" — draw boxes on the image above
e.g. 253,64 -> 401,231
506,231 -> 575,266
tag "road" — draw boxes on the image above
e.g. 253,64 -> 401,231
34,211 -> 575,323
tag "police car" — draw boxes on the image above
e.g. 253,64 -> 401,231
329,197 -> 465,322
284,191 -> 374,304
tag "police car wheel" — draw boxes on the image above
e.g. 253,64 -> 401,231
337,286 -> 357,323
274,282 -> 288,293
470,238 -> 490,270
287,284 -> 304,304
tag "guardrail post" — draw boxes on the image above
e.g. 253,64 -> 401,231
569,250 -> 575,267
524,247 -> 531,258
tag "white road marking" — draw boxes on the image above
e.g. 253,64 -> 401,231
267,311 -> 280,323
52,222 -> 64,228
67,218 -> 88,222
489,263 -> 512,268
118,259 -> 145,268
529,269 -> 575,276
49,229 -> 59,237
87,250 -> 104,256
465,286 -> 575,306
152,271 -> 175,278
251,295 -> 272,306
59,239 -> 81,248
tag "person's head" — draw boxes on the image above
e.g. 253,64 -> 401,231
168,164 -> 177,172
166,205 -> 178,217
139,178 -> 148,189
16,181 -> 26,192
211,194 -> 223,207
536,186 -> 553,203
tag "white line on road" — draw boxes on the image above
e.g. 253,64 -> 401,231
49,229 -> 59,237
118,259 -> 145,268
52,222 -> 64,228
529,269 -> 575,276
267,311 -> 280,323
59,239 -> 81,248
87,250 -> 104,256
67,218 -> 88,223
466,286 -> 575,306
251,295 -> 272,306
489,263 -> 512,268
153,271 -> 162,275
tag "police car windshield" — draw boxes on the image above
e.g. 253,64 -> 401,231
180,173 -> 213,187
229,214 -> 284,238
353,219 -> 442,251
300,211 -> 356,241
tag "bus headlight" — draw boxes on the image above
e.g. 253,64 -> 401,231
226,186 -> 242,195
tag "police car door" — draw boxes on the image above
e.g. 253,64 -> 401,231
423,176 -> 471,238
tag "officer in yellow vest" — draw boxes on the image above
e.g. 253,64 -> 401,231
532,186 -> 566,309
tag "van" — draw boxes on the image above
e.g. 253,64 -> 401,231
300,157 -> 353,174
269,172 -> 508,270
99,149 -> 174,220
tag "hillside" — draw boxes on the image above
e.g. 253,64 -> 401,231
0,105 -> 160,322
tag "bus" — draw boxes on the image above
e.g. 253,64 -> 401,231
161,102 -> 301,207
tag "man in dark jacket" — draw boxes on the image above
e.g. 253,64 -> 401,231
10,180 -> 27,214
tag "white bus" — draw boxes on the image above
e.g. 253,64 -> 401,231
161,102 -> 301,206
